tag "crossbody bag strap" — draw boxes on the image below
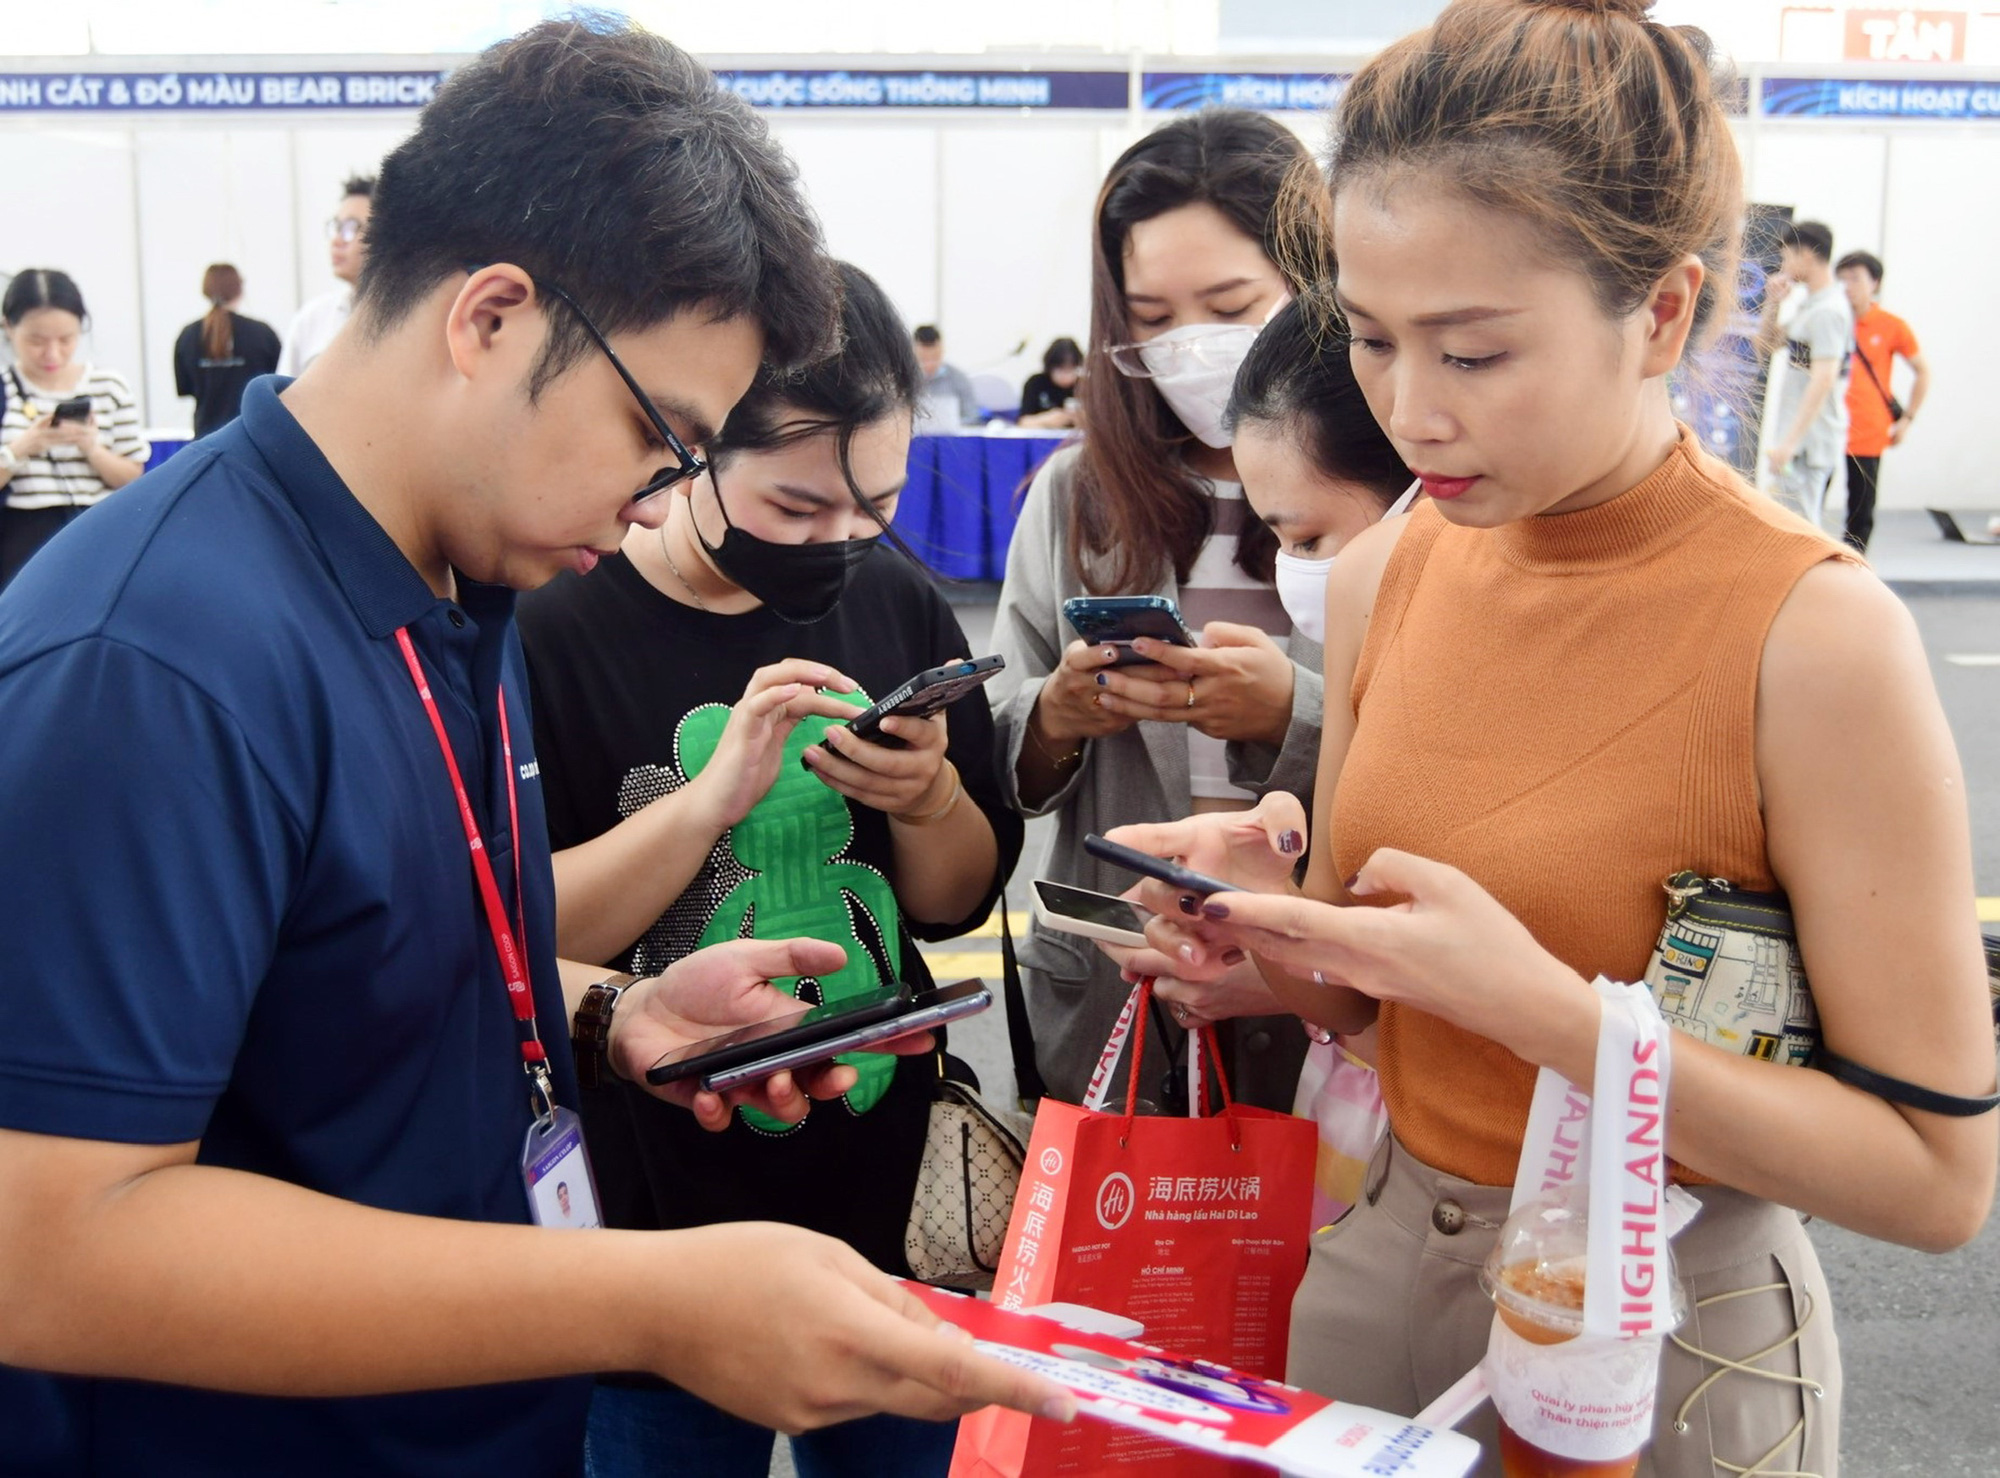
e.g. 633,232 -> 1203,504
998,897 -> 1047,1105
1851,339 -> 1899,413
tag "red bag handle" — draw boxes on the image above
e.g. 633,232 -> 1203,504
1119,979 -> 1244,1149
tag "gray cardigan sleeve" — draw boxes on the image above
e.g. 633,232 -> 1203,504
989,449 -> 1094,818
1225,633 -> 1324,805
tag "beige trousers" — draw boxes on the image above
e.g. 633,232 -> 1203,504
1287,1137 -> 1842,1478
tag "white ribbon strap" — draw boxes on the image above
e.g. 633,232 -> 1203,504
1507,977 -> 1677,1340
1082,981 -> 1146,1113
1584,977 -> 1675,1338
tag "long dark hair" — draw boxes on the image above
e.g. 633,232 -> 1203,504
1071,110 -> 1331,594
200,263 -> 242,360
710,260 -> 922,545
1227,294 -> 1410,507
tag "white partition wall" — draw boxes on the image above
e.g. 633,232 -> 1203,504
1,55 -> 1996,507
1877,131 -> 2000,510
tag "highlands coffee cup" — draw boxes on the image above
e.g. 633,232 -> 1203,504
1480,1188 -> 1686,1478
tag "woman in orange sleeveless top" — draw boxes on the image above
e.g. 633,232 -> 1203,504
1114,3 -> 1997,1474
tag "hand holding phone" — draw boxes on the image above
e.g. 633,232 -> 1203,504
615,937 -> 935,1132
50,396 -> 94,425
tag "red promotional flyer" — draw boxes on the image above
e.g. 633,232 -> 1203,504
908,1283 -> 1481,1478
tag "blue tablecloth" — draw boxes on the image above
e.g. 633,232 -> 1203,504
147,435 -> 191,471
894,433 -> 1065,582
150,429 -> 1063,583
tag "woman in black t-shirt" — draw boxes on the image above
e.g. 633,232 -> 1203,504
172,264 -> 281,438
1017,335 -> 1082,429
519,263 -> 1019,1478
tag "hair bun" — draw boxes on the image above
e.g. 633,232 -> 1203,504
1525,0 -> 1653,18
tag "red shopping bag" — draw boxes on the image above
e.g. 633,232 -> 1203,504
951,980 -> 1316,1477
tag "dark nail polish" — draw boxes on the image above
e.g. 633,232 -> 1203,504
1095,673 -> 1109,687
1222,948 -> 1247,965
1200,900 -> 1231,921
1177,893 -> 1200,916
1279,829 -> 1304,856
1342,872 -> 1361,891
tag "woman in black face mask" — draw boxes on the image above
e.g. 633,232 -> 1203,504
517,264 -> 1021,1478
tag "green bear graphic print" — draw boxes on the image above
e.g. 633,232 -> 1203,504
677,687 -> 901,1126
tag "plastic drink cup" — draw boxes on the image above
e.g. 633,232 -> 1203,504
1479,1191 -> 1683,1478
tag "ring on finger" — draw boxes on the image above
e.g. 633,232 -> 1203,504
1184,677 -> 1196,709
1171,1001 -> 1190,1025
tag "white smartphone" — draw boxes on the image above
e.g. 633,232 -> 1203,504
1032,879 -> 1156,950
697,980 -> 991,1093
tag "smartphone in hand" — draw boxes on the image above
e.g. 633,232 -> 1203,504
838,655 -> 1006,750
644,983 -> 908,1087
1061,596 -> 1197,667
1083,833 -> 1241,898
697,980 -> 991,1092
1032,879 -> 1154,949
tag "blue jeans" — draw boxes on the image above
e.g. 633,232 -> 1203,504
584,1381 -> 958,1478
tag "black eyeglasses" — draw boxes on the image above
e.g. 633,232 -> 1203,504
537,279 -> 706,501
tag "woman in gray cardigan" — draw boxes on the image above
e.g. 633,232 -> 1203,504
989,111 -> 1330,1111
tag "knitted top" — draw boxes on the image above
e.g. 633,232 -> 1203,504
1334,428 -> 1857,1187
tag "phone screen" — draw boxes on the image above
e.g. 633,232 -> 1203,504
644,983 -> 906,1085
1035,880 -> 1153,934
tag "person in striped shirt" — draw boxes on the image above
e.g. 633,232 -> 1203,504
1,269 -> 149,587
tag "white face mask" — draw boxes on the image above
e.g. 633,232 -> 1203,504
1136,323 -> 1261,449
1273,481 -> 1422,643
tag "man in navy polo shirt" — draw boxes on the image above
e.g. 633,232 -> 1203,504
0,21 -> 1065,1477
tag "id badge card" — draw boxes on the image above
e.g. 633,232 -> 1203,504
521,1105 -> 603,1229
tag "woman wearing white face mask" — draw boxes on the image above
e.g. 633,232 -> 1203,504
989,111 -> 1331,1112
1079,293 -> 1422,1225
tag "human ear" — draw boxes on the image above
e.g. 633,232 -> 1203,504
1638,255 -> 1705,379
442,264 -> 538,382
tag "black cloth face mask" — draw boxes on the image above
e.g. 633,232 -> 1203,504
694,472 -> 877,624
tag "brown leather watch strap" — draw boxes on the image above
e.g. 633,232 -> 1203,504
571,973 -> 637,1090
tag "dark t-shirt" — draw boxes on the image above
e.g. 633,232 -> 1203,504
518,546 -> 1022,1281
1019,372 -> 1069,419
174,312 -> 283,438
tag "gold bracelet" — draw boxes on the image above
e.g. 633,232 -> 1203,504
895,762 -> 963,826
1025,720 -> 1083,770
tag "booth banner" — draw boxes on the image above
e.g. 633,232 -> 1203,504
1141,71 -> 1351,112
0,70 -> 446,112
1762,75 -> 2000,118
714,68 -> 1129,110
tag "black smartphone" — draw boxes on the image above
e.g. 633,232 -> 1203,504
699,980 -> 991,1092
1083,832 -> 1242,897
1061,595 -> 1198,667
50,396 -> 93,424
840,655 -> 1006,749
643,983 -> 907,1087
